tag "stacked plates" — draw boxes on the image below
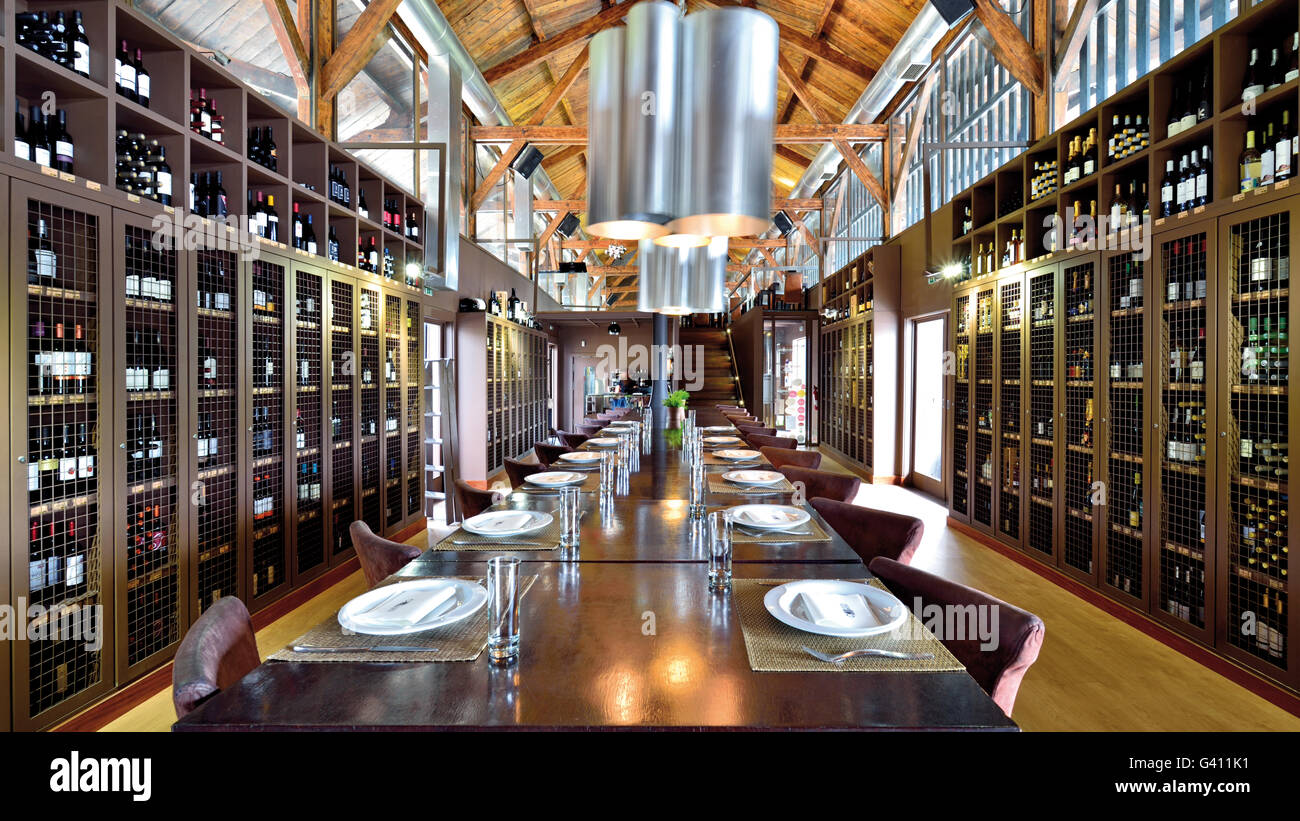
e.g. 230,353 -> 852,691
585,437 -> 621,448
703,435 -> 742,446
714,448 -> 761,462
557,451 -> 604,464
524,471 -> 586,487
722,469 -> 784,486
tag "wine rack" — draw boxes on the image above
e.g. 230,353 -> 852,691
1104,251 -> 1147,602
194,245 -> 240,613
250,259 -> 287,602
1157,229 -> 1212,635
293,269 -> 325,576
1062,261 -> 1098,580
406,299 -> 422,519
1027,266 -> 1057,559
329,278 -> 356,560
384,293 -> 403,528
118,218 -> 181,672
972,286 -> 995,528
952,291 -> 971,519
1223,206 -> 1291,669
16,190 -> 110,725
359,286 -> 382,532
998,277 -> 1023,543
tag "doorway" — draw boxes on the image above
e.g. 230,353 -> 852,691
764,319 -> 811,443
910,314 -> 947,496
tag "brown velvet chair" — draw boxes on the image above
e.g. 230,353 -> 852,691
533,442 -> 573,468
736,424 -> 777,438
577,422 -> 604,436
505,456 -> 545,487
557,431 -> 589,448
454,478 -> 500,519
868,556 -> 1045,717
811,497 -> 924,565
172,596 -> 260,719
778,465 -> 861,503
350,520 -> 423,588
746,433 -> 797,450
759,446 -> 822,470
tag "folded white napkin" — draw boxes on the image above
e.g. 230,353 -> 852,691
796,591 -> 878,629
739,507 -> 800,525
351,585 -> 458,628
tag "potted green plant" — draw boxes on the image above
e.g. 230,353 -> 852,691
662,389 -> 689,428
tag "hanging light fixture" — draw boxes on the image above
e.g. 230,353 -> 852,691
608,321 -> 622,335
637,236 -> 726,315
585,27 -> 634,239
618,1 -> 679,236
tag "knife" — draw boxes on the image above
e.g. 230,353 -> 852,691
292,645 -> 436,653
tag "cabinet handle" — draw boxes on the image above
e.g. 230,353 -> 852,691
120,442 -> 127,449
17,455 -> 26,464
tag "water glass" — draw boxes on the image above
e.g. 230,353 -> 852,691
598,451 -> 615,492
708,511 -> 733,592
559,485 -> 581,548
689,459 -> 707,519
487,556 -> 522,664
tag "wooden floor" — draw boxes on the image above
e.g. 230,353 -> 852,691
89,454 -> 1300,732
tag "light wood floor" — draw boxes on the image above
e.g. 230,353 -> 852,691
90,456 -> 1300,732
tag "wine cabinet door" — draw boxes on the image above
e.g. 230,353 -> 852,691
971,284 -> 997,530
359,285 -> 382,533
1216,198 -> 1297,686
951,290 -> 973,521
1060,257 -> 1101,586
328,276 -> 358,563
405,298 -> 423,523
864,316 -> 874,472
1101,249 -> 1150,607
247,257 -> 289,606
383,292 -> 405,533
10,182 -> 115,729
192,242 -> 243,618
1151,222 -> 1217,643
115,211 -> 188,679
997,273 -> 1025,546
291,266 -> 327,580
1025,264 -> 1060,562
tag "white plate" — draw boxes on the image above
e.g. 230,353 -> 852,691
604,421 -> 636,428
723,469 -> 784,486
558,451 -> 604,463
714,449 -> 761,461
727,504 -> 811,530
763,580 -> 907,638
525,471 -> 586,487
338,578 -> 487,636
461,509 -> 553,537
704,435 -> 742,446
701,426 -> 737,433
585,437 -> 620,448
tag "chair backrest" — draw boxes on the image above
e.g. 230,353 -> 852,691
778,465 -> 861,504
811,497 -> 924,565
504,456 -> 545,487
558,431 -> 589,449
577,422 -> 604,436
454,478 -> 499,519
533,442 -> 573,468
746,433 -> 797,450
172,596 -> 260,719
350,520 -> 423,588
759,445 -> 822,470
736,424 -> 777,437
868,557 -> 1045,717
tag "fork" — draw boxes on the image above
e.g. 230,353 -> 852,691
801,645 -> 933,663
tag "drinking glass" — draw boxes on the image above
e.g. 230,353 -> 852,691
689,458 -> 707,519
559,485 -> 581,549
708,511 -> 733,591
486,556 -> 522,664
599,451 -> 615,492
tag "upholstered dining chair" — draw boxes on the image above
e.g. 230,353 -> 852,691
350,520 -> 423,588
577,422 -> 604,437
759,446 -> 822,470
557,431 -> 589,449
811,498 -> 924,565
777,465 -> 861,504
533,442 -> 573,468
172,596 -> 261,719
504,456 -> 545,487
736,424 -> 777,438
867,556 -> 1045,717
745,433 -> 797,450
454,478 -> 499,519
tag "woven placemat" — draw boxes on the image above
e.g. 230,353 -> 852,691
733,579 -> 965,673
702,452 -> 770,469
511,472 -> 601,494
268,575 -> 538,663
708,474 -> 796,496
431,515 -> 561,551
725,514 -> 832,543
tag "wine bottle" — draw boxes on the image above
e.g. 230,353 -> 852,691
1244,48 -> 1265,100
29,106 -> 50,168
135,49 -> 151,108
117,40 -> 136,101
304,214 -> 318,256
1241,127 -> 1263,192
69,12 -> 90,78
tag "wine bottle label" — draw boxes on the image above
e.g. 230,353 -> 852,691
1262,149 -> 1275,185
34,145 -> 51,167
74,42 -> 89,75
34,249 -> 56,278
66,554 -> 84,587
197,437 -> 208,458
137,75 -> 150,101
121,64 -> 136,93
307,240 -> 317,255
77,455 -> 93,479
15,138 -> 30,161
30,560 -> 46,591
156,171 -> 172,196
60,456 -> 76,481
1195,172 -> 1208,199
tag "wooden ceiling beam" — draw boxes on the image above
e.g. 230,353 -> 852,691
262,0 -> 309,93
313,0 -> 335,136
784,212 -> 822,260
777,51 -> 833,125
471,124 -> 887,144
533,197 -> 820,213
471,138 -> 527,214
318,0 -> 403,101
891,71 -> 938,203
971,0 -> 1045,96
778,26 -> 875,84
525,45 -> 590,125
482,2 -> 631,83
834,138 -> 887,216
1053,0 -> 1099,91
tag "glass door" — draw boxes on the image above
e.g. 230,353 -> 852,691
910,314 -> 947,497
766,319 -> 810,443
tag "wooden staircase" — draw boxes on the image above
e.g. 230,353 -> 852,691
678,326 -> 743,427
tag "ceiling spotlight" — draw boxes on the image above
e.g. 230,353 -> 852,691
608,321 -> 621,335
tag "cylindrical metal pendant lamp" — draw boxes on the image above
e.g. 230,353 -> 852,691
668,7 -> 778,239
585,27 -> 631,239
637,237 -> 726,315
618,1 -> 679,237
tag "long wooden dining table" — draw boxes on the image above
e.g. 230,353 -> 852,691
174,423 -> 1018,731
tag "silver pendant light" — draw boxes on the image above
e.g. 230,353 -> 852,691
637,236 -> 727,315
585,26 -> 631,239
667,7 -> 778,239
618,1 -> 679,236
